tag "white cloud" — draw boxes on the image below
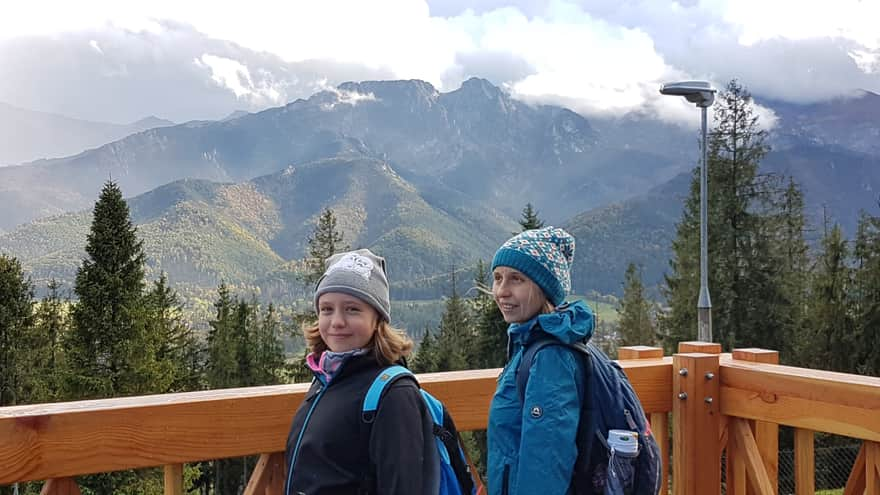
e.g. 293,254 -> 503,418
1,0 -> 878,124
723,0 -> 880,50
196,54 -> 283,105
849,49 -> 880,74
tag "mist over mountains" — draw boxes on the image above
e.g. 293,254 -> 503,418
0,102 -> 173,166
1,78 -> 878,297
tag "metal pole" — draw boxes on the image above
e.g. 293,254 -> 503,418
698,105 -> 712,342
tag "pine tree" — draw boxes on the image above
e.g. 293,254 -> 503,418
411,327 -> 438,373
207,283 -> 238,389
802,223 -> 854,372
62,181 -> 170,495
660,167 -> 702,353
471,260 -> 508,369
144,273 -> 202,392
65,180 -> 156,399
252,303 -> 286,385
617,263 -> 656,347
205,288 -> 273,495
518,203 -> 545,231
433,268 -> 471,372
769,178 -> 811,362
853,210 -> 880,376
304,208 -> 347,285
661,80 -> 794,353
0,255 -> 35,407
29,278 -> 68,403
231,299 -> 256,386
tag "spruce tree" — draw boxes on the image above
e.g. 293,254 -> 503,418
62,181 -> 168,495
660,168 -> 702,353
29,278 -> 68,403
304,208 -> 347,285
853,210 -> 880,376
207,283 -> 238,389
661,80 -> 796,353
252,302 -> 286,385
617,263 -> 656,347
802,223 -> 854,372
144,273 -> 202,392
433,268 -> 471,371
772,178 -> 811,362
231,299 -> 256,387
518,203 -> 545,231
411,328 -> 438,373
65,180 -> 156,399
0,255 -> 35,407
205,288 -> 270,495
471,260 -> 507,369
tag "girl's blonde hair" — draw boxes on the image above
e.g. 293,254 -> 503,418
303,319 -> 414,365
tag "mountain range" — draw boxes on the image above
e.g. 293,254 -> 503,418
1,79 -> 878,298
0,101 -> 173,166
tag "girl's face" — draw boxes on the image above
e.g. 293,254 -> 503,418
492,266 -> 549,323
317,292 -> 379,352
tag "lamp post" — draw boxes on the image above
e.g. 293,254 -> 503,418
660,80 -> 716,342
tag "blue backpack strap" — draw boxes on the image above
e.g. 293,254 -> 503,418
362,365 -> 412,422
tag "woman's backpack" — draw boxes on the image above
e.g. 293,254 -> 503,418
515,334 -> 662,495
363,365 -> 484,495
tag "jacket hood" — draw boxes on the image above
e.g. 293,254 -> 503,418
508,300 -> 595,345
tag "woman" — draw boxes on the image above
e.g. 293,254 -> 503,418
284,249 -> 439,495
487,227 -> 595,495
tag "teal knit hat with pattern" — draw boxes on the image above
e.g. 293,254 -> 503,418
491,226 -> 575,306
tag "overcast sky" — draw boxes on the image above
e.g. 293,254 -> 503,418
1,0 -> 877,124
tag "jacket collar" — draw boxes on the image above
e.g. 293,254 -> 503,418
507,300 -> 595,346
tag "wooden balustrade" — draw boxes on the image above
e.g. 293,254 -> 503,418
4,343 -> 880,495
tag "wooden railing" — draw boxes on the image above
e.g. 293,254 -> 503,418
2,343 -> 879,495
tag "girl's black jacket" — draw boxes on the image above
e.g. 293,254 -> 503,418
284,353 -> 439,495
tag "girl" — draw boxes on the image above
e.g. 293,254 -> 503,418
487,227 -> 595,495
284,249 -> 439,495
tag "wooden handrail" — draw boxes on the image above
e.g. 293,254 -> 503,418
0,359 -> 672,485
719,359 -> 880,441
5,345 -> 880,495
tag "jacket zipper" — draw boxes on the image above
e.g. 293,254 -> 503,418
285,381 -> 327,494
624,409 -> 637,430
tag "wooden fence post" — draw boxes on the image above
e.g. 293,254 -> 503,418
677,341 -> 722,354
164,464 -> 183,495
733,348 -> 780,494
618,346 -> 664,360
40,478 -> 81,495
673,351 -> 721,495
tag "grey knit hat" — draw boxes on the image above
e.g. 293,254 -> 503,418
314,249 -> 391,321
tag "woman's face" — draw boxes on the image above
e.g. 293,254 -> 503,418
492,266 -> 548,323
317,292 -> 379,352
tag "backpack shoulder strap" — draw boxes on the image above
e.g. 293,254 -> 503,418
359,365 -> 420,494
362,365 -> 414,422
515,333 -> 591,402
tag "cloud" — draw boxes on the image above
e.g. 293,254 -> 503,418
0,0 -> 878,125
0,24 -> 392,123
319,86 -> 380,111
196,54 -> 284,106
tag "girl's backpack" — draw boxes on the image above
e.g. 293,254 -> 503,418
363,365 -> 484,495
515,334 -> 662,495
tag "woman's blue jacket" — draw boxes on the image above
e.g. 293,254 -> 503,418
487,301 -> 594,495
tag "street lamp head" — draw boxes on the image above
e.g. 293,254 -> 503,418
659,80 -> 716,107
